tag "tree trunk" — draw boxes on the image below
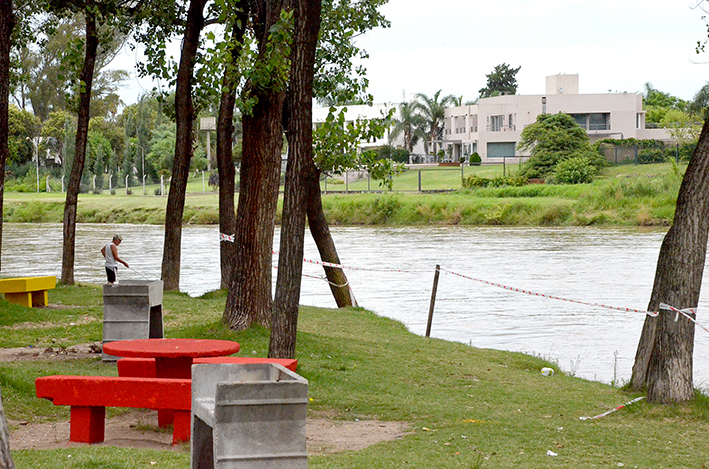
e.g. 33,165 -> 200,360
224,0 -> 287,330
0,0 -> 15,273
160,0 -> 206,291
631,117 -> 709,403
0,387 -> 14,469
61,4 -> 98,285
217,7 -> 248,290
306,166 -> 355,307
269,0 -> 321,359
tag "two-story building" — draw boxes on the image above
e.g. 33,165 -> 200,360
441,74 -> 671,164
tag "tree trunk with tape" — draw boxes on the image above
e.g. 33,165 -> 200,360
216,6 -> 248,290
224,0 -> 287,330
631,117 -> 709,403
0,386 -> 14,469
305,166 -> 354,308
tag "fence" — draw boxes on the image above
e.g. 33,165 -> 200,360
598,142 -> 696,165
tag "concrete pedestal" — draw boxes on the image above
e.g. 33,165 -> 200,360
102,280 -> 164,361
191,363 -> 309,468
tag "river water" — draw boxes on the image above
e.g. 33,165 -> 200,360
3,222 -> 708,387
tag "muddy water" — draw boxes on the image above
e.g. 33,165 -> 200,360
3,223 -> 708,386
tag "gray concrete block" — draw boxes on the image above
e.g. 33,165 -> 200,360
102,280 -> 164,361
191,363 -> 309,469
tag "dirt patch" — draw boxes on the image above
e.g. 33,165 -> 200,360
9,409 -> 409,455
0,343 -> 102,362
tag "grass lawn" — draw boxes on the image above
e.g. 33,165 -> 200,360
2,285 -> 709,468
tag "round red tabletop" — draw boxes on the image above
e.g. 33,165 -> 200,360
103,338 -> 240,358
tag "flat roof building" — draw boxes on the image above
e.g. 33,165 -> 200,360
441,74 -> 671,163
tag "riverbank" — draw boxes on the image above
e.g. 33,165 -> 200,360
2,163 -> 683,226
2,285 -> 708,467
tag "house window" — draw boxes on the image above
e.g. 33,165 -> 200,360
489,115 -> 504,132
569,113 -> 610,131
487,142 -> 516,158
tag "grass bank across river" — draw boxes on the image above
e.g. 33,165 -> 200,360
3,163 -> 682,226
2,285 -> 709,467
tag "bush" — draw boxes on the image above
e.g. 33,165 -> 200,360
470,152 -> 481,165
548,157 -> 595,184
463,175 -> 527,189
154,187 -> 162,196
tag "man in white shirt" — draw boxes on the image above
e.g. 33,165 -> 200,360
101,235 -> 129,284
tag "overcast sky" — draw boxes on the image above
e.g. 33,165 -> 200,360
114,0 -> 709,106
355,0 -> 709,103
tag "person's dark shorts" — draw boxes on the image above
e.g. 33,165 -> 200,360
105,266 -> 117,283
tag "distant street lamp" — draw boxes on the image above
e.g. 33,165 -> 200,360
131,142 -> 146,195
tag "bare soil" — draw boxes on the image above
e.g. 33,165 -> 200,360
4,344 -> 410,455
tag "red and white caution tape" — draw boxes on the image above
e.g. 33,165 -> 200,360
440,267 -> 659,317
579,396 -> 645,420
272,250 -> 428,273
659,303 -> 709,334
220,233 -> 234,243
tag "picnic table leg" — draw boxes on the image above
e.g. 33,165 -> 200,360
70,406 -> 105,444
3,292 -> 32,308
155,357 -> 192,428
31,290 -> 48,307
172,410 -> 191,444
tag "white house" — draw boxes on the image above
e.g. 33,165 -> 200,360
441,74 -> 671,163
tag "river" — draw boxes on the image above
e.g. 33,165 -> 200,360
3,222 -> 708,387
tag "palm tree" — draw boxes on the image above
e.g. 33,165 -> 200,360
414,90 -> 455,156
388,101 -> 427,158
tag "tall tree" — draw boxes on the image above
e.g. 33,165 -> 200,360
159,0 -> 209,291
224,1 -> 292,329
60,0 -> 101,285
414,89 -> 454,156
216,2 -> 248,289
478,63 -> 521,98
0,0 -> 17,273
630,117 -> 709,403
269,0 -> 322,358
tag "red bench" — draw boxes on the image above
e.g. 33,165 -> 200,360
117,356 -> 298,378
35,375 -> 191,445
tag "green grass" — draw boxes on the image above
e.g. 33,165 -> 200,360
3,285 -> 709,467
3,162 -> 684,226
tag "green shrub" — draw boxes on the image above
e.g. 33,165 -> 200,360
470,152 -> 481,165
548,157 -> 595,184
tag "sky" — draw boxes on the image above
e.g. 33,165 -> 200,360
113,0 -> 709,106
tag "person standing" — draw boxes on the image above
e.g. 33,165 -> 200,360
101,235 -> 129,284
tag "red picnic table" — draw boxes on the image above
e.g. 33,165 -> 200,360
103,338 -> 241,379
103,338 -> 241,430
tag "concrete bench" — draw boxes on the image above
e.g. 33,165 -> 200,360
35,375 -> 192,445
117,356 -> 298,378
0,276 -> 56,307
191,363 -> 309,469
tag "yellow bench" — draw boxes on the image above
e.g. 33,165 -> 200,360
0,276 -> 56,307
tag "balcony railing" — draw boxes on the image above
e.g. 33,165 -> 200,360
578,123 -> 610,131
486,124 -> 516,132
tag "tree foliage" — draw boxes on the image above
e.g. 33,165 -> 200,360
519,112 -> 605,180
414,90 -> 454,155
478,63 -> 520,98
388,100 -> 426,154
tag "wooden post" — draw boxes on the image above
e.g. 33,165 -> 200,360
425,265 -> 440,337
418,170 -> 422,192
